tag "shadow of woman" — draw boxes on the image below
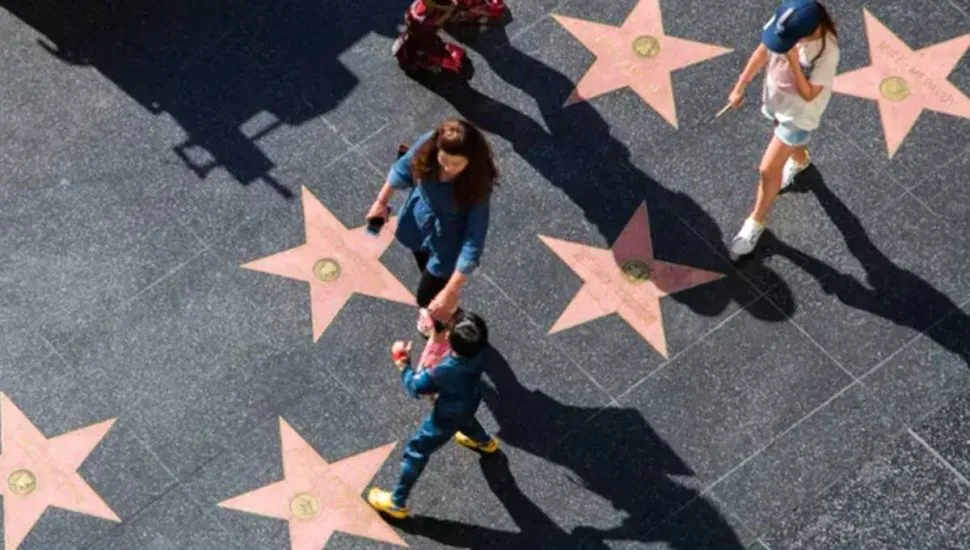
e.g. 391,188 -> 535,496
415,25 -> 792,322
761,170 -> 970,368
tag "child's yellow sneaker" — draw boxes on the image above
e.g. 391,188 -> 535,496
454,432 -> 500,453
367,488 -> 410,519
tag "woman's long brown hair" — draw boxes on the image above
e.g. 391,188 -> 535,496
411,118 -> 498,210
810,2 -> 838,65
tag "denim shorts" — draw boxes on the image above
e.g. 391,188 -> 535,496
761,106 -> 811,147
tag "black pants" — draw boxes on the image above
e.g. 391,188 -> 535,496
413,250 -> 451,331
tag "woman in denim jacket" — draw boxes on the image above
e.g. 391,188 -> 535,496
365,118 -> 498,335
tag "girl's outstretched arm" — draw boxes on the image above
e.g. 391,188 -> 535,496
728,44 -> 769,107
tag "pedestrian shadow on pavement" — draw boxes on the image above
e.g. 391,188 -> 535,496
0,0 -> 409,198
412,25 -> 793,323
761,170 -> 970,368
392,347 -> 747,549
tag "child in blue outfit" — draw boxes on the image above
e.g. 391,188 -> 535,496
368,310 -> 499,518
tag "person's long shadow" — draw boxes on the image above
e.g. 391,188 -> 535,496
762,170 -> 970,366
418,24 -> 792,322
394,347 -> 747,549
1,0 -> 409,198
395,451 -> 614,549
488,347 -> 745,548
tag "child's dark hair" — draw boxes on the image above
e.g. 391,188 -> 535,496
448,310 -> 488,357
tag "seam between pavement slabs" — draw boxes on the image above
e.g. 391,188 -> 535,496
40,339 -> 187,545
320,1 -> 563,163
907,144 -> 970,198
943,0 -> 970,18
787,315 -> 863,384
336,120 -> 396,179
702,382 -> 869,520
908,428 -> 970,486
42,341 -> 182,487
200,145 -> 376,259
78,474 -> 238,550
171,365 -> 422,539
478,270 -> 613,398
864,295 -> 970,431
49,247 -> 210,354
613,303 -> 752,403
827,123 -> 911,192
18,2 -> 962,545
770,187 -> 968,380
645,381 -> 868,544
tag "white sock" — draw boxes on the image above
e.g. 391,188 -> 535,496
739,217 -> 764,239
791,153 -> 810,168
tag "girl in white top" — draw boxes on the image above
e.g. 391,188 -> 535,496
725,1 -> 840,258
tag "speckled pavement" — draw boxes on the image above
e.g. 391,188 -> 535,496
1,1 -> 968,548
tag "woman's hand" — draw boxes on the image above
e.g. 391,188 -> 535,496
365,200 -> 389,225
428,287 -> 459,321
785,47 -> 801,67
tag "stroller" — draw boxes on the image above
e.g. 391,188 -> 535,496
392,0 -> 508,76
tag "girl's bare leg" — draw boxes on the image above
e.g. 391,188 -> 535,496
731,135 -> 796,258
752,136 -> 795,223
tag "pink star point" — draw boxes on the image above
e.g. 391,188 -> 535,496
833,9 -> 970,158
242,186 -> 415,342
0,393 -> 120,550
541,203 -> 724,358
218,417 -> 405,549
554,0 -> 732,127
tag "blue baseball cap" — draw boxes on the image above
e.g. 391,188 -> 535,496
761,0 -> 822,53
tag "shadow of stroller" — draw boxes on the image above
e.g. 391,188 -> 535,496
1,0 -> 409,198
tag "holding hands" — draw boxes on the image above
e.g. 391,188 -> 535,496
428,287 -> 460,321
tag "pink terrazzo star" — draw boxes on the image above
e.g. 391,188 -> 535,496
242,186 -> 415,342
540,203 -> 724,357
218,418 -> 404,549
833,9 -> 970,158
553,0 -> 732,127
0,393 -> 120,550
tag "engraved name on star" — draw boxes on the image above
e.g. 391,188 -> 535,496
242,187 -> 415,342
218,418 -> 404,549
833,9 -> 970,158
540,203 -> 724,357
0,393 -> 120,550
553,0 -> 732,127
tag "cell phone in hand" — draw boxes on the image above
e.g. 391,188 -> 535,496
366,215 -> 386,235
366,206 -> 390,236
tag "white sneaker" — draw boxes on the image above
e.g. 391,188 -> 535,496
730,218 -> 765,259
781,154 -> 811,189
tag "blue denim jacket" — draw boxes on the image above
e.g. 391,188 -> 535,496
400,353 -> 485,423
388,131 -> 491,278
